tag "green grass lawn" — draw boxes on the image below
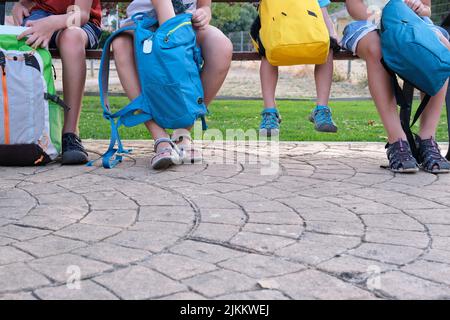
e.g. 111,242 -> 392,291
80,97 -> 450,142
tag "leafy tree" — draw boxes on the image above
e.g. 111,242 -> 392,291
327,3 -> 345,14
211,3 -> 257,33
210,3 -> 241,32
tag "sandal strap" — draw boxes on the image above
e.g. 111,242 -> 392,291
172,129 -> 192,144
154,137 -> 176,153
386,139 -> 417,170
418,137 -> 449,171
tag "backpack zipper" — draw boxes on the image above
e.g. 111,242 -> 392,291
1,65 -> 9,144
164,22 -> 192,42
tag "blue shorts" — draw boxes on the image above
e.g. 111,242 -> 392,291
342,17 -> 450,54
23,10 -> 102,49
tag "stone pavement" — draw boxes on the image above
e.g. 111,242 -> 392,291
1,141 -> 450,300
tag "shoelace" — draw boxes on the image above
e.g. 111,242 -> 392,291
261,112 -> 279,129
64,134 -> 84,150
390,140 -> 415,163
421,138 -> 443,162
314,108 -> 333,125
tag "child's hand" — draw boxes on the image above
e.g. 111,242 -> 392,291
17,17 -> 57,48
192,7 -> 211,30
404,0 -> 427,16
12,3 -> 30,26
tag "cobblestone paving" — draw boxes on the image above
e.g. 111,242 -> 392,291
1,141 -> 450,300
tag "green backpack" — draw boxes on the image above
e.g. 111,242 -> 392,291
0,35 -> 67,166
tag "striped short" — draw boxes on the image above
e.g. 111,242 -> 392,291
23,9 -> 102,49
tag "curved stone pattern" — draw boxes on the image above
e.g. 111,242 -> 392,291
0,141 -> 450,300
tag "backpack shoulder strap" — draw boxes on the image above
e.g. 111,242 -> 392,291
90,24 -> 138,169
411,94 -> 432,128
97,15 -> 162,169
99,25 -> 136,117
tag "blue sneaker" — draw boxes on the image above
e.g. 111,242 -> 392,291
259,108 -> 281,137
309,105 -> 338,133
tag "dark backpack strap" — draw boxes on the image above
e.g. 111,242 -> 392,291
411,94 -> 432,128
44,93 -> 70,112
250,15 -> 266,58
92,24 -> 137,169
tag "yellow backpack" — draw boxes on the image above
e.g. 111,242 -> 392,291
251,0 -> 330,66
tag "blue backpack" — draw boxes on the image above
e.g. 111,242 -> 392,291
96,13 -> 207,168
380,0 -> 450,156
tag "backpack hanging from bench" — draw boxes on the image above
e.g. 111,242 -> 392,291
380,0 -> 450,157
251,0 -> 330,66
0,34 -> 67,166
97,13 -> 207,169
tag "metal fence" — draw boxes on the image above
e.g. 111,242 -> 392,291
228,31 -> 254,52
432,1 -> 450,24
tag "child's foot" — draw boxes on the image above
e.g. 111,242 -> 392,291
309,106 -> 338,133
386,139 -> 419,173
172,129 -> 202,164
61,133 -> 89,165
151,138 -> 182,170
259,108 -> 281,137
416,136 -> 450,174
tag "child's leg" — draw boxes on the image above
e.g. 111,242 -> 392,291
419,80 -> 449,139
153,0 -> 176,24
172,25 -> 232,161
314,51 -> 333,107
416,80 -> 450,173
57,28 -> 89,135
257,57 -> 281,137
112,33 -> 141,100
171,25 -> 232,163
356,31 -> 406,144
112,33 -> 175,167
255,57 -> 281,137
260,57 -> 279,108
195,25 -> 233,105
436,30 -> 450,50
310,50 -> 338,133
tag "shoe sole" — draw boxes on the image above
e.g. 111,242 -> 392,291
390,167 -> 419,174
421,166 -> 450,174
309,116 -> 338,133
152,157 -> 175,170
62,151 -> 88,165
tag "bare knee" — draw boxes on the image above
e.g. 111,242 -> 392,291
214,36 -> 233,70
357,33 -> 382,62
112,34 -> 134,63
219,36 -> 233,63
112,34 -> 133,53
199,26 -> 233,70
57,28 -> 86,55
